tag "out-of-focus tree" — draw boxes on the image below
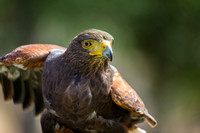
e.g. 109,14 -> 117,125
0,0 -> 200,133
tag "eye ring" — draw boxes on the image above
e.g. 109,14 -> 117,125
82,40 -> 92,49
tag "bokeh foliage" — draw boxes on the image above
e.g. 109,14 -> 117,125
0,0 -> 200,133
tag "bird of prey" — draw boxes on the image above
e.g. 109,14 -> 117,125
0,29 -> 157,133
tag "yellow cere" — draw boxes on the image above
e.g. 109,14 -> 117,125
81,40 -> 107,57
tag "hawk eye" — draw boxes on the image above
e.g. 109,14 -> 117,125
82,40 -> 92,49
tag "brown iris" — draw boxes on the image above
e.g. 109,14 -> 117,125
82,40 -> 92,49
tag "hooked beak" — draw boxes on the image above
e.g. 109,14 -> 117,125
103,41 -> 113,61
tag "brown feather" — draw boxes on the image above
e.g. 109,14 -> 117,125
0,44 -> 66,115
111,72 -> 146,113
22,79 -> 34,109
33,69 -> 45,115
55,127 -> 74,133
0,74 -> 14,100
0,44 -> 66,70
42,31 -> 130,132
111,72 -> 157,127
0,30 -> 157,132
13,76 -> 25,103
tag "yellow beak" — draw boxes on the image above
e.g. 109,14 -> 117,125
89,40 -> 113,61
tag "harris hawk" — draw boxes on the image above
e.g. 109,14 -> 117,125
0,29 -> 157,133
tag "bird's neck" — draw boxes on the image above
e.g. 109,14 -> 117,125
62,51 -> 109,77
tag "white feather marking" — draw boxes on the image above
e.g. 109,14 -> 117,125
13,64 -> 27,70
0,66 -> 9,73
86,111 -> 97,120
0,66 -> 20,80
131,93 -> 137,102
7,69 -> 20,80
110,65 -> 118,73
49,109 -> 58,116
55,123 -> 60,130
43,96 -> 60,117
131,127 -> 147,133
64,82 -> 74,93
128,89 -> 133,93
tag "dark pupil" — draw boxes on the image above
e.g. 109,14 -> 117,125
85,42 -> 89,46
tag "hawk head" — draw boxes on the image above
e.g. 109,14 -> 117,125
68,29 -> 114,62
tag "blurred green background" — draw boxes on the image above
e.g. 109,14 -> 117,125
0,0 -> 200,133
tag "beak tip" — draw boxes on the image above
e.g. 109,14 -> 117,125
103,47 -> 113,61
105,53 -> 112,61
109,53 -> 113,61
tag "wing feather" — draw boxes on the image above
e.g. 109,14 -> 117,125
0,44 -> 66,115
13,76 -> 25,103
111,70 -> 157,127
1,73 -> 14,100
0,44 -> 66,70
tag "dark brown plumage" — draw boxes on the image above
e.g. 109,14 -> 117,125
0,29 -> 157,133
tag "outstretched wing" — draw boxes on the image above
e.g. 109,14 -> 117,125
110,67 -> 157,127
0,44 -> 66,115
